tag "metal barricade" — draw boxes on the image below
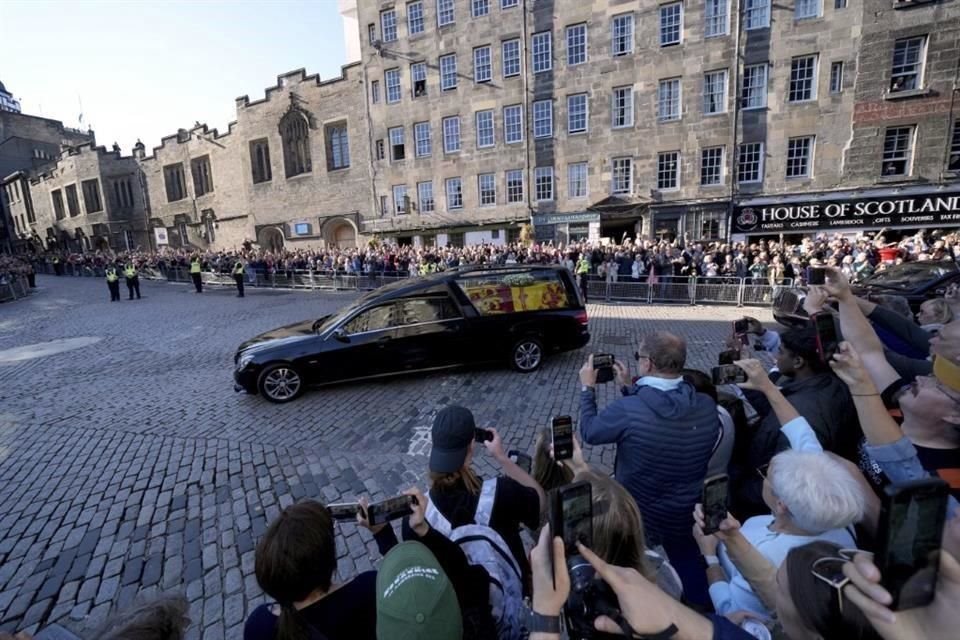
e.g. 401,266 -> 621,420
648,276 -> 696,305
741,278 -> 794,307
0,276 -> 31,302
692,277 -> 743,306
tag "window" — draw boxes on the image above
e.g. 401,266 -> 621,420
795,0 -> 820,19
501,0 -> 518,7
474,46 -> 492,83
385,68 -> 401,103
442,116 -> 461,153
111,178 -> 135,209
408,1 -> 425,34
789,55 -> 818,102
472,0 -> 489,17
612,157 -> 633,194
293,223 -> 311,236
704,0 -> 729,37
368,23 -> 376,44
830,61 -> 844,93
393,185 -> 408,214
343,304 -> 397,335
163,163 -> 186,201
191,155 -> 214,195
371,80 -> 381,104
533,100 -> 553,138
52,189 -> 65,220
506,169 -> 524,202
389,126 -> 406,161
786,136 -> 814,178
612,86 -> 634,128
379,195 -> 388,216
475,110 -> 495,148
399,298 -> 461,324
250,139 -> 272,183
280,112 -> 312,177
568,162 -> 588,198
742,64 -> 768,109
882,126 -> 914,176
891,37 -> 926,92
418,181 -> 435,212
414,122 -> 432,157
703,70 -> 728,114
504,104 -> 523,143
478,173 -> 496,205
326,122 -> 350,170
502,39 -> 521,77
658,78 -> 681,121
440,54 -> 458,90
657,152 -> 679,190
376,139 -> 385,161
700,147 -> 724,185
381,9 -> 397,42
437,0 -> 455,26
534,167 -> 554,201
744,0 -> 770,29
611,13 -> 634,56
65,184 -> 80,217
567,94 -> 588,133
81,179 -> 102,213
532,32 -> 552,73
950,121 -> 960,171
445,177 -> 463,209
660,3 -> 683,46
566,24 -> 587,65
411,62 -> 427,97
835,0 -> 846,7
737,142 -> 764,183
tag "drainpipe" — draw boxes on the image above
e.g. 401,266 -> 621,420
727,0 -> 743,244
521,0 -> 533,235
361,54 -> 381,246
939,52 -> 960,182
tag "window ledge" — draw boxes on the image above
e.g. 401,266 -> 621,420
741,106 -> 768,112
285,172 -> 314,181
883,87 -> 933,101
877,175 -> 923,183
703,111 -> 729,118
893,0 -> 939,9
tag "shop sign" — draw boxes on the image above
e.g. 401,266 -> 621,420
532,212 -> 600,225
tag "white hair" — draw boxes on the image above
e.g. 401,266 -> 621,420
769,451 -> 865,534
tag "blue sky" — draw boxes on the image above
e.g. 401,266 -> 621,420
0,0 -> 349,153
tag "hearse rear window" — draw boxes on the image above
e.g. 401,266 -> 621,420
455,271 -> 570,315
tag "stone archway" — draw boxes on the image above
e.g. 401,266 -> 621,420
323,217 -> 358,249
258,226 -> 285,252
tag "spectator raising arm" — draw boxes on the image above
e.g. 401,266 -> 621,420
578,356 -> 632,446
484,428 -> 546,515
734,359 -> 822,453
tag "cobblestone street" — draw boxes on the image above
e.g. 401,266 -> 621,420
0,275 -> 774,637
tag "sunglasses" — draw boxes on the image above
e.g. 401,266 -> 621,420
810,549 -> 861,616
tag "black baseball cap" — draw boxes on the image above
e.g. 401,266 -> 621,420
429,405 -> 475,473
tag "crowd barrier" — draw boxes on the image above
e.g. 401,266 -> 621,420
0,276 -> 32,302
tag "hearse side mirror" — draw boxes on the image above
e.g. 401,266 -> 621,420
333,328 -> 350,342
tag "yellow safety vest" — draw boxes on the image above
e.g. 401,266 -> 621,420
233,261 -> 244,275
106,268 -> 118,283
576,259 -> 589,275
190,261 -> 201,274
124,265 -> 136,278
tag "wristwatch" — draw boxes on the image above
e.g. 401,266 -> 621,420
525,608 -> 561,633
581,384 -> 594,393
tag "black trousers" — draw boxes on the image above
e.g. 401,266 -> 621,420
234,274 -> 245,297
126,276 -> 141,299
191,272 -> 202,292
108,280 -> 120,301
577,274 -> 589,303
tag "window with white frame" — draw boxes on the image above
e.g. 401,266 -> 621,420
830,61 -> 844,94
658,78 -> 681,121
568,162 -> 588,198
703,70 -> 727,115
737,142 -> 764,183
659,3 -> 682,46
474,46 -> 492,83
612,157 -> 633,194
437,0 -> 455,26
445,178 -> 463,209
371,80 -> 380,104
835,0 -> 846,7
657,152 -> 680,190
612,86 -> 634,128
795,0 -> 820,20
408,1 -> 425,35
502,0 -> 518,7
440,54 -> 458,90
882,126 -> 914,176
744,0 -> 770,29
442,116 -> 461,153
389,127 -> 406,161
472,0 -> 489,18
502,39 -> 521,77
891,37 -> 926,92
478,173 -> 496,205
700,147 -> 724,185
368,23 -> 377,45
704,0 -> 729,37
611,13 -> 634,56
412,62 -> 427,97
385,68 -> 401,103
506,169 -> 524,202
534,166 -> 554,201
504,104 -> 523,143
381,9 -> 397,42
532,32 -> 552,73
393,185 -> 408,214
567,94 -> 588,133
789,55 -> 818,102
475,110 -> 495,148
533,100 -> 553,138
566,24 -> 587,65
418,181 -> 435,212
948,120 -> 960,171
414,121 -> 432,157
742,64 -> 768,109
786,136 -> 814,178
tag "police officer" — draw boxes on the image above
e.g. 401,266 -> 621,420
232,257 -> 245,297
124,262 -> 141,300
575,254 -> 590,303
189,256 -> 203,293
105,263 -> 121,301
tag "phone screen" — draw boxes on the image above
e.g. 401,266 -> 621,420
702,475 -> 729,535
813,313 -> 840,363
879,479 -> 949,610
560,482 -> 593,554
552,416 -> 574,461
368,495 -> 414,526
593,353 -> 615,384
328,502 -> 360,522
474,428 -> 493,443
808,268 -> 827,285
718,349 -> 740,366
711,364 -> 747,386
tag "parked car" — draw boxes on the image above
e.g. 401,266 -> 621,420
234,265 -> 591,402
773,261 -> 960,327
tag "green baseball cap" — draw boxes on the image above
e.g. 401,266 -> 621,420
376,541 -> 462,640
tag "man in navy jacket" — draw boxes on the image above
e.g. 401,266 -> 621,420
579,332 -> 719,607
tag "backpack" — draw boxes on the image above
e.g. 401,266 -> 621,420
426,479 -> 525,640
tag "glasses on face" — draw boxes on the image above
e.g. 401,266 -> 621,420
634,352 -> 650,362
756,463 -> 770,481
810,550 -> 861,616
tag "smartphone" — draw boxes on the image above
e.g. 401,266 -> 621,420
702,475 -> 730,535
718,349 -> 740,366
550,481 -> 593,555
551,415 -> 574,461
474,428 -> 494,443
508,449 -> 532,474
812,312 -> 840,363
876,478 -> 949,610
328,502 -> 361,522
711,364 -> 748,385
366,495 -> 417,526
807,267 -> 827,286
593,353 -> 615,384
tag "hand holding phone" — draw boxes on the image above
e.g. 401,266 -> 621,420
474,428 -> 494,443
812,312 -> 841,364
367,494 -> 419,527
328,502 -> 361,522
702,475 -> 730,536
711,364 -> 748,385
550,481 -> 593,555
551,416 -> 574,461
593,353 -> 615,384
808,267 -> 827,285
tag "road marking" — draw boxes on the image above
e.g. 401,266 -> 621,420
0,337 -> 102,364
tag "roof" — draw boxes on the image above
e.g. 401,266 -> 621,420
0,80 -> 6,93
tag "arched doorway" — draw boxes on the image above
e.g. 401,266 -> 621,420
258,227 -> 285,252
323,217 -> 358,249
